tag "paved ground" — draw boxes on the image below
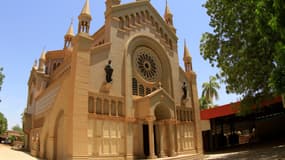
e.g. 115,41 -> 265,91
0,143 -> 38,160
1,140 -> 285,160
204,139 -> 285,160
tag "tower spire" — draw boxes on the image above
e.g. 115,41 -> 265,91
64,19 -> 74,48
78,0 -> 92,34
81,0 -> 91,16
164,0 -> 173,26
183,39 -> 192,72
38,49 -> 46,72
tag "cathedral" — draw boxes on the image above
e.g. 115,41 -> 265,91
23,0 -> 203,159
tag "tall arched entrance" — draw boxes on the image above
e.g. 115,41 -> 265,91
142,103 -> 175,159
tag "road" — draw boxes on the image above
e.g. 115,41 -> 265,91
0,143 -> 38,160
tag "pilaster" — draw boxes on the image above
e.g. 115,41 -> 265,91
70,33 -> 93,159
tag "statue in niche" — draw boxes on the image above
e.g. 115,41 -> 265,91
182,82 -> 187,99
104,60 -> 113,83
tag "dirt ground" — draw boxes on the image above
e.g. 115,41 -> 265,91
0,143 -> 38,160
204,139 -> 285,160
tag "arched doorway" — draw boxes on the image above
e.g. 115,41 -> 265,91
142,104 -> 173,158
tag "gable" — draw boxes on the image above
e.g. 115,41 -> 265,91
110,1 -> 177,45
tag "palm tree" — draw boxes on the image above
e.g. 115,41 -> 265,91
199,96 -> 210,110
202,76 -> 220,106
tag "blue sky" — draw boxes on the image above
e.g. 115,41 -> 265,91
0,0 -> 238,129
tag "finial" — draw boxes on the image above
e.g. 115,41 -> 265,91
40,47 -> 46,60
33,59 -> 38,68
66,18 -> 75,36
80,0 -> 91,16
183,39 -> 191,58
165,0 -> 172,15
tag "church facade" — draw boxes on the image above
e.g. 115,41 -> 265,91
23,0 -> 203,159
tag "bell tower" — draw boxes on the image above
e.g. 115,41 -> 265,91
78,0 -> 92,34
64,20 -> 74,48
183,40 -> 192,72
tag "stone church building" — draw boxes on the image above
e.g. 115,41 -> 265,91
23,0 -> 203,159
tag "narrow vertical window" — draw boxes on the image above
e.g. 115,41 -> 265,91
88,96 -> 94,113
139,84 -> 145,96
132,78 -> 138,95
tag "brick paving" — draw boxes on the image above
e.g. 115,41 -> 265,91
0,143 -> 38,160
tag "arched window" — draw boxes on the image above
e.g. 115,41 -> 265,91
169,39 -> 173,49
132,78 -> 138,95
155,22 -> 159,32
160,28 -> 163,37
103,99 -> 109,115
131,14 -> 135,25
118,101 -> 123,116
150,16 -> 154,25
53,63 -> 57,71
145,11 -> 150,21
136,13 -> 140,24
139,84 -> 145,96
96,98 -> 102,114
125,16 -> 130,27
88,96 -> 94,113
141,11 -> 145,22
111,101 -> 116,116
119,17 -> 124,29
146,88 -> 151,95
164,34 -> 168,42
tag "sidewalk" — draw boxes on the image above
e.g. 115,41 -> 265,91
0,143 -> 38,160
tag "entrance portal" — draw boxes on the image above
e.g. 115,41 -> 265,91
142,104 -> 172,158
143,124 -> 149,157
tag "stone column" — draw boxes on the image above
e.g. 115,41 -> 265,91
159,122 -> 166,158
125,123 -> 134,160
148,121 -> 157,159
168,122 -> 176,157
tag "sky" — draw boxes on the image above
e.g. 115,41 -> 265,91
0,0 -> 238,129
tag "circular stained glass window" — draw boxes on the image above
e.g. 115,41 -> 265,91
133,47 -> 161,82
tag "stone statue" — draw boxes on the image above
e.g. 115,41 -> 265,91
105,60 -> 113,83
182,82 -> 187,99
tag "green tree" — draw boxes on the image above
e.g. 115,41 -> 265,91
0,67 -> 4,90
0,67 -> 4,102
12,124 -> 23,133
199,96 -> 210,110
200,0 -> 285,108
0,112 -> 7,134
201,76 -> 220,106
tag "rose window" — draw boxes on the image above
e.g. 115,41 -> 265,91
133,47 -> 161,82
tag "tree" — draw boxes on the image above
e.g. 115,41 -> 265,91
12,124 -> 23,133
199,96 -> 210,110
200,0 -> 285,108
0,112 -> 7,134
0,67 -> 4,90
201,76 -> 220,106
0,67 -> 4,102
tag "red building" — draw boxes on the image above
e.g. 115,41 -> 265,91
200,96 -> 284,152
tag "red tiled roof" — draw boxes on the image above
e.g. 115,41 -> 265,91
200,96 -> 282,120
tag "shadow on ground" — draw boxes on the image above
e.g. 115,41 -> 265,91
204,138 -> 285,160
